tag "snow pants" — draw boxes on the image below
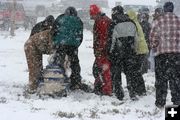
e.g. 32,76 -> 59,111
113,54 -> 146,99
53,45 -> 82,87
155,53 -> 180,106
93,56 -> 112,95
24,30 -> 53,90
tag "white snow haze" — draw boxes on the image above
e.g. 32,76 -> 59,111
0,0 -> 177,120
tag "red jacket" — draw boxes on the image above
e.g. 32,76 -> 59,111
93,13 -> 112,57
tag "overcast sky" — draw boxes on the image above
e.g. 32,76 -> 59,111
108,0 -> 157,7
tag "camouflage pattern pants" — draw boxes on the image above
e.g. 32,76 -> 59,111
155,53 -> 180,106
24,30 -> 53,90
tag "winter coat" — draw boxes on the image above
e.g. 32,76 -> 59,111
93,13 -> 112,57
52,14 -> 83,47
140,21 -> 151,49
109,13 -> 137,60
127,10 -> 149,55
30,15 -> 54,37
30,22 -> 50,37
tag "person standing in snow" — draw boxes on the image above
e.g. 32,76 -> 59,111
153,8 -> 164,21
51,7 -> 89,91
138,8 -> 151,74
127,10 -> 149,98
108,6 -> 131,100
148,7 -> 164,72
150,2 -> 180,108
90,4 -> 112,96
24,15 -> 55,93
109,6 -> 148,100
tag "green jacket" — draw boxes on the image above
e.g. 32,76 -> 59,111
52,14 -> 83,47
127,10 -> 149,55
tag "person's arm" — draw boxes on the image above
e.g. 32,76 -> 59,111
109,26 -> 118,54
51,14 -> 64,37
50,15 -> 63,49
96,19 -> 109,54
106,22 -> 115,54
79,18 -> 83,44
149,20 -> 160,48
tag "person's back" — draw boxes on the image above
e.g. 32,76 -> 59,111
93,13 -> 112,57
150,9 -> 180,55
110,10 -> 137,58
53,15 -> 83,47
30,15 -> 55,37
139,13 -> 151,45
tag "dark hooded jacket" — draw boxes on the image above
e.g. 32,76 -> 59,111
108,8 -> 137,61
52,7 -> 83,47
30,15 -> 55,37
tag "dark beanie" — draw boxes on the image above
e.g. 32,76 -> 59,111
65,6 -> 77,16
112,5 -> 124,15
45,15 -> 55,23
163,2 -> 174,12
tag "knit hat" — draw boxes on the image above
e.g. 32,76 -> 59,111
90,4 -> 101,17
45,15 -> 55,25
112,5 -> 124,15
163,2 -> 174,12
65,6 -> 77,16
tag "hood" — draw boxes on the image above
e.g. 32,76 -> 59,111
90,4 -> 101,17
127,10 -> 138,21
65,7 -> 78,16
112,13 -> 131,24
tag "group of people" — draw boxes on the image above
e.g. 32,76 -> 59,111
24,1 -> 180,108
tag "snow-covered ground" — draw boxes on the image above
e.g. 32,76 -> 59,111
0,28 -> 171,120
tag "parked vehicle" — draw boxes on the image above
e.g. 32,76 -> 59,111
0,2 -> 25,31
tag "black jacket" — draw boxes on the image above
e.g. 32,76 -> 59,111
30,15 -> 54,37
107,14 -> 137,62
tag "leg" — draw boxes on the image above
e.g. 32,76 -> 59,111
154,55 -> 168,107
141,54 -> 149,74
93,59 -> 102,94
24,40 -> 43,91
53,45 -> 66,67
68,48 -> 82,87
113,61 -> 124,100
124,56 -> 139,99
134,55 -> 147,96
168,54 -> 180,105
100,57 -> 112,95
